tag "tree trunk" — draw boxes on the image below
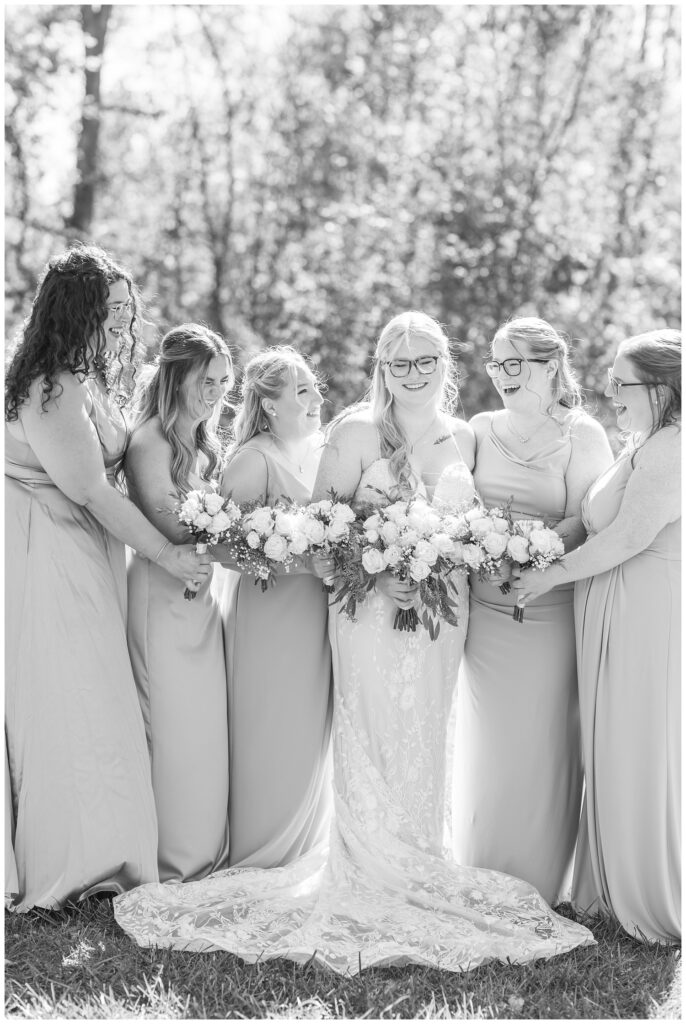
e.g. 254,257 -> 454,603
66,4 -> 111,239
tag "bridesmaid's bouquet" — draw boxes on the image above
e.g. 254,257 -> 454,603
224,499 -> 311,592
336,495 -> 467,638
175,489 -> 242,600
502,519 -> 566,622
298,497 -> 358,592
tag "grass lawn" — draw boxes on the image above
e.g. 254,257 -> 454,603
4,896 -> 680,1019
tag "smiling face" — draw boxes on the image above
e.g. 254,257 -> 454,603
101,278 -> 132,354
489,335 -> 555,413
382,336 -> 444,413
181,354 -> 232,422
605,349 -> 655,435
266,363 -> 323,440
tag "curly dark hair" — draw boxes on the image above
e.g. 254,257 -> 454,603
5,244 -> 140,421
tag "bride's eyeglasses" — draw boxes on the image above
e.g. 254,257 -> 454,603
383,356 -> 439,378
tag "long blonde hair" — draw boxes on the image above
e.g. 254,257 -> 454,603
133,323 -> 233,493
231,346 -> 319,452
370,311 -> 458,494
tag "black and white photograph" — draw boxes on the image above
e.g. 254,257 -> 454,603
4,1 -> 681,1019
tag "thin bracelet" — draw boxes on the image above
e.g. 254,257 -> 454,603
154,540 -> 171,563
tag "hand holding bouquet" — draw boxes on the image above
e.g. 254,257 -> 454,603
298,497 -> 357,591
504,520 -> 566,622
224,499 -> 311,592
174,489 -> 241,600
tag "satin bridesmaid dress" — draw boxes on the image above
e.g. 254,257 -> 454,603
5,381 -> 158,910
572,453 -> 680,943
127,470 -> 229,882
452,413 -> 583,905
220,435 -> 333,868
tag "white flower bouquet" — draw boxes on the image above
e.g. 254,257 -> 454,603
503,518 -> 566,622
334,495 -> 466,637
174,489 -> 242,600
298,496 -> 358,592
224,499 -> 311,592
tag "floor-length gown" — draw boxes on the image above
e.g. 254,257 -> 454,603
5,382 -> 159,911
127,472 -> 229,882
452,415 -> 583,905
113,458 -> 595,974
220,439 -> 333,867
571,454 -> 680,943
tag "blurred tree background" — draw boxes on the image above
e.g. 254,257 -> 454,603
5,3 -> 681,429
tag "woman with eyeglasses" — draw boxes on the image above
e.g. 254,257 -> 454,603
514,329 -> 681,943
4,246 -> 209,911
125,324 -> 234,882
114,311 -> 595,972
451,316 -> 613,906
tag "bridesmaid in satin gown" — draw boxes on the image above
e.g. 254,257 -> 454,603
452,317 -> 613,905
113,312 -> 594,974
515,329 -> 681,944
219,347 -> 333,868
4,246 -> 208,911
125,324 -> 233,882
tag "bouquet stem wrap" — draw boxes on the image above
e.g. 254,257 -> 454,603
184,541 -> 207,601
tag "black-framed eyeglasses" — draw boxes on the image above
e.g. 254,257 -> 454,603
383,356 -> 440,378
606,369 -> 652,397
485,358 -> 550,378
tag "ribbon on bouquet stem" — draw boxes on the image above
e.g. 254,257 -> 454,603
184,541 -> 207,601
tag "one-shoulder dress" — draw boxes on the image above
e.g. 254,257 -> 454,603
452,415 -> 583,904
571,453 -> 680,943
5,381 -> 158,910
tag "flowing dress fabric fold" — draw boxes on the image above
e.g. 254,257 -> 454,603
114,458 -> 594,974
5,384 -> 158,911
220,442 -> 333,868
452,418 -> 582,904
127,535 -> 229,882
571,455 -> 680,943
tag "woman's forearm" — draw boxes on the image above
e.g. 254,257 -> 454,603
556,520 -> 663,585
84,479 -> 178,561
554,514 -> 586,553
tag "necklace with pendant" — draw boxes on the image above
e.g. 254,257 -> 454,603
271,435 -> 307,474
506,415 -> 547,445
406,416 -> 442,453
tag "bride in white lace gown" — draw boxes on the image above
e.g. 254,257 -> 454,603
114,312 -> 594,973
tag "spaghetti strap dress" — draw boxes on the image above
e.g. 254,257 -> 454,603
5,381 -> 158,910
220,439 -> 333,868
126,468 -> 229,883
571,454 -> 680,943
452,414 -> 582,905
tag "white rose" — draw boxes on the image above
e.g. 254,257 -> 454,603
210,510 -> 234,534
469,517 -> 492,540
246,531 -> 261,549
302,518 -> 326,545
507,535 -> 531,563
517,518 -> 545,537
362,548 -> 386,574
529,529 -> 554,556
462,543 -> 485,569
413,539 -> 439,566
489,516 -> 510,535
465,506 -> 486,522
430,532 -> 455,556
315,499 -> 333,515
406,504 -> 433,533
274,510 -> 298,537
449,540 -> 465,565
223,500 -> 242,523
331,502 -> 356,524
384,502 -> 409,523
398,528 -> 419,548
380,521 -> 400,544
408,557 -> 431,582
288,532 -> 309,556
263,533 -> 289,562
440,514 -> 461,537
365,529 -> 380,543
363,512 -> 382,531
245,507 -> 274,535
482,532 -> 508,558
203,492 -> 225,515
326,520 -> 349,543
382,543 -> 403,567
194,511 -> 212,529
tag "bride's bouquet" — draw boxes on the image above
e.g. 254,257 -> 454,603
174,489 -> 241,600
334,495 -> 467,638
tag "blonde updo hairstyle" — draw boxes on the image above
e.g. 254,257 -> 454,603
370,311 -> 459,494
231,346 -> 318,451
492,316 -> 582,414
133,323 -> 232,493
